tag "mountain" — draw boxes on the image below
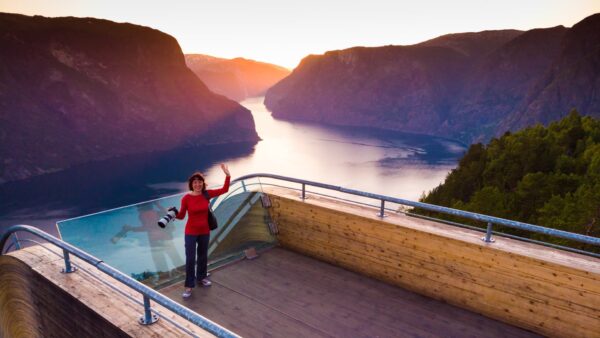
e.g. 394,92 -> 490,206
265,13 -> 600,144
0,13 -> 259,183
185,54 -> 290,101
445,26 -> 568,141
502,14 -> 600,132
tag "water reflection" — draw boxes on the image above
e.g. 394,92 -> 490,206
203,97 -> 465,200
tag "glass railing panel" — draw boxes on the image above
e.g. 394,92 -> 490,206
56,179 -> 277,288
208,189 -> 277,269
55,174 -> 600,280
57,194 -> 187,288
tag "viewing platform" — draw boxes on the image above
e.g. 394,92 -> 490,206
1,174 -> 599,337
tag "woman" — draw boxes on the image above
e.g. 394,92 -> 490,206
175,163 -> 230,298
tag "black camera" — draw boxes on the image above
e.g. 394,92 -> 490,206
158,207 -> 178,228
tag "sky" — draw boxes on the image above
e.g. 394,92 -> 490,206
1,0 -> 599,69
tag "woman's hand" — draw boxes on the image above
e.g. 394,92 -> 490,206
220,163 -> 231,176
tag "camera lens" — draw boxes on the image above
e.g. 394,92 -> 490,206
157,209 -> 176,228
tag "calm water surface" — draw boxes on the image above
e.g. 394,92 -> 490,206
0,97 -> 465,235
222,97 -> 464,198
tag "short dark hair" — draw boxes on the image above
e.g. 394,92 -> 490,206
187,172 -> 206,191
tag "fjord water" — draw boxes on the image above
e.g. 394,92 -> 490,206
212,97 -> 465,197
0,97 -> 465,235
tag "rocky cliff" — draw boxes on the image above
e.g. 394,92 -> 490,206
0,13 -> 259,183
185,54 -> 290,101
265,14 -> 600,143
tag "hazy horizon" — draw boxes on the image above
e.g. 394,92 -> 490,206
1,0 -> 599,69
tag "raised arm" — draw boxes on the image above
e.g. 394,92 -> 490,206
208,164 -> 231,198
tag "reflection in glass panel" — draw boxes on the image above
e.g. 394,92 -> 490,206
209,191 -> 277,268
57,180 -> 277,289
57,195 -> 186,288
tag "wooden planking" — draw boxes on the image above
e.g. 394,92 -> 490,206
275,201 -> 600,312
280,220 -> 599,306
276,206 -> 600,324
267,186 -> 600,276
274,195 -> 600,336
269,189 -> 600,281
161,247 -> 539,338
279,209 -> 600,310
280,236 -> 590,337
8,244 -> 216,338
266,189 -> 600,338
279,226 -> 596,337
269,190 -> 600,288
162,262 -> 333,338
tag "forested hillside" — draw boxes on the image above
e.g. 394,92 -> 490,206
419,110 -> 600,250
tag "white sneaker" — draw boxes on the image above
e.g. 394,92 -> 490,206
182,289 -> 192,298
200,278 -> 212,287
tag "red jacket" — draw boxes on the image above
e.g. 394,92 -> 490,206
176,176 -> 230,235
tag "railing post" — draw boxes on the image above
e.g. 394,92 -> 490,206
482,222 -> 495,243
241,180 -> 247,192
378,200 -> 387,218
139,295 -> 159,325
61,249 -> 78,273
12,233 -> 21,250
301,183 -> 306,200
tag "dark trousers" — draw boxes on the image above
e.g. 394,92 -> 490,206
184,234 -> 210,288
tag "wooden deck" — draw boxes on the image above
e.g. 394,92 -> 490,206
161,247 -> 540,338
4,188 -> 596,337
264,187 -> 600,337
6,244 -> 214,338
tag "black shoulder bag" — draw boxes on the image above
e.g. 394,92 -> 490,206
202,190 -> 218,231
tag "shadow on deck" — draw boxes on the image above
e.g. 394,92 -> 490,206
161,247 -> 540,338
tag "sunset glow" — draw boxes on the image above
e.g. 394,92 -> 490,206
1,0 -> 599,68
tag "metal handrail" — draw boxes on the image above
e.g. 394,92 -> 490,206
407,212 -> 600,258
222,180 -> 600,257
231,173 -> 600,247
0,224 -> 239,338
52,172 -> 600,252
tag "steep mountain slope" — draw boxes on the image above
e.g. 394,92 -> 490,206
0,13 -> 258,183
265,14 -> 600,143
265,29 -> 523,138
446,26 -> 568,141
503,13 -> 600,132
